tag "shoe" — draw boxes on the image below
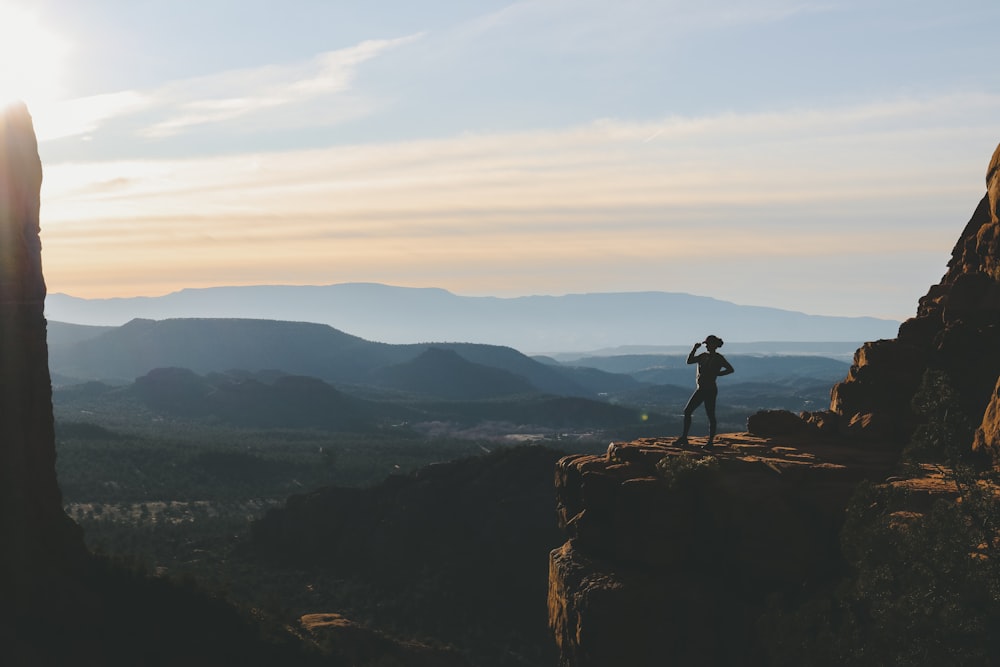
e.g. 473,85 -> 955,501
673,437 -> 689,447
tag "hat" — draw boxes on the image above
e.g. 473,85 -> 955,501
704,335 -> 723,347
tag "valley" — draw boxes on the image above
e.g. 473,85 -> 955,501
46,317 -> 852,665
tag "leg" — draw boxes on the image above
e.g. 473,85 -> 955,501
676,389 -> 705,445
703,386 -> 718,446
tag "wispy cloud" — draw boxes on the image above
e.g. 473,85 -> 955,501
461,0 -> 835,51
33,33 -> 422,143
32,91 -> 152,141
140,33 -> 423,138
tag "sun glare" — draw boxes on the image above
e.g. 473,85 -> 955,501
0,5 -> 70,110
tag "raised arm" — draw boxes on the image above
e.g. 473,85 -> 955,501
686,342 -> 701,364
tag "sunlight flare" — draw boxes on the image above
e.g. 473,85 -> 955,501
0,5 -> 70,110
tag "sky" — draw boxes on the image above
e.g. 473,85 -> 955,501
2,0 -> 999,320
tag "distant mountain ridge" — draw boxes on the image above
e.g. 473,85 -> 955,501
45,283 -> 899,354
46,317 -> 607,397
45,315 -> 854,434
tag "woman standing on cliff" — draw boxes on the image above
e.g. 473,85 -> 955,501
674,335 -> 734,448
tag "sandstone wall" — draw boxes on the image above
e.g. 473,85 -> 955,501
829,143 -> 1000,446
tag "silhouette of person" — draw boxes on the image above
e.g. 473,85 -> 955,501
674,335 -> 734,448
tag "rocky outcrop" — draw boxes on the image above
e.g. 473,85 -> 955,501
828,143 -> 1000,443
548,436 -> 897,666
0,103 -> 83,597
746,408 -> 811,436
974,376 -> 1000,455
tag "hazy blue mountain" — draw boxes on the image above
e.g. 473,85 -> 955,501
565,353 -> 850,385
547,341 -> 866,363
46,321 -> 114,347
545,364 -> 647,394
45,283 -> 899,354
131,368 -> 406,430
371,347 -> 538,399
46,317 -> 602,397
424,343 -> 593,396
54,368 -> 663,433
48,318 -> 394,385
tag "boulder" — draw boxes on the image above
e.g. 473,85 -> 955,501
746,409 -> 807,436
800,409 -> 839,434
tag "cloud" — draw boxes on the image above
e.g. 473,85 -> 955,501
140,33 -> 423,138
32,91 -> 151,141
39,92 -> 998,316
460,0 -> 835,52
44,93 -> 997,227
33,33 -> 422,143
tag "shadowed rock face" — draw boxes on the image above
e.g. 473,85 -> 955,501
829,142 -> 1000,444
0,103 -> 82,595
547,437 -> 897,666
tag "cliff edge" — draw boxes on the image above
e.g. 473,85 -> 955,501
547,435 -> 897,666
549,140 -> 1000,666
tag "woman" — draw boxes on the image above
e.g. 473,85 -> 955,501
673,335 -> 734,448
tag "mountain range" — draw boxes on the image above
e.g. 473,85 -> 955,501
47,318 -> 603,395
47,317 -> 849,395
45,317 -> 852,436
45,283 -> 900,354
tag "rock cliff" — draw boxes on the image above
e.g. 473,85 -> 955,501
0,103 -> 84,597
829,142 -> 1000,443
547,436 -> 897,666
549,141 -> 1000,665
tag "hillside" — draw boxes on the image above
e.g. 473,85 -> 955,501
54,367 -> 669,437
45,284 -> 900,353
249,445 -> 567,667
47,317 -> 599,395
132,368 -> 403,430
371,347 -> 537,399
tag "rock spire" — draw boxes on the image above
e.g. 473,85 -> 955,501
0,102 -> 82,596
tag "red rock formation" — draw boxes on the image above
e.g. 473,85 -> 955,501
974,363 -> 1000,455
829,143 -> 1000,444
547,437 -> 898,666
0,103 -> 83,597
